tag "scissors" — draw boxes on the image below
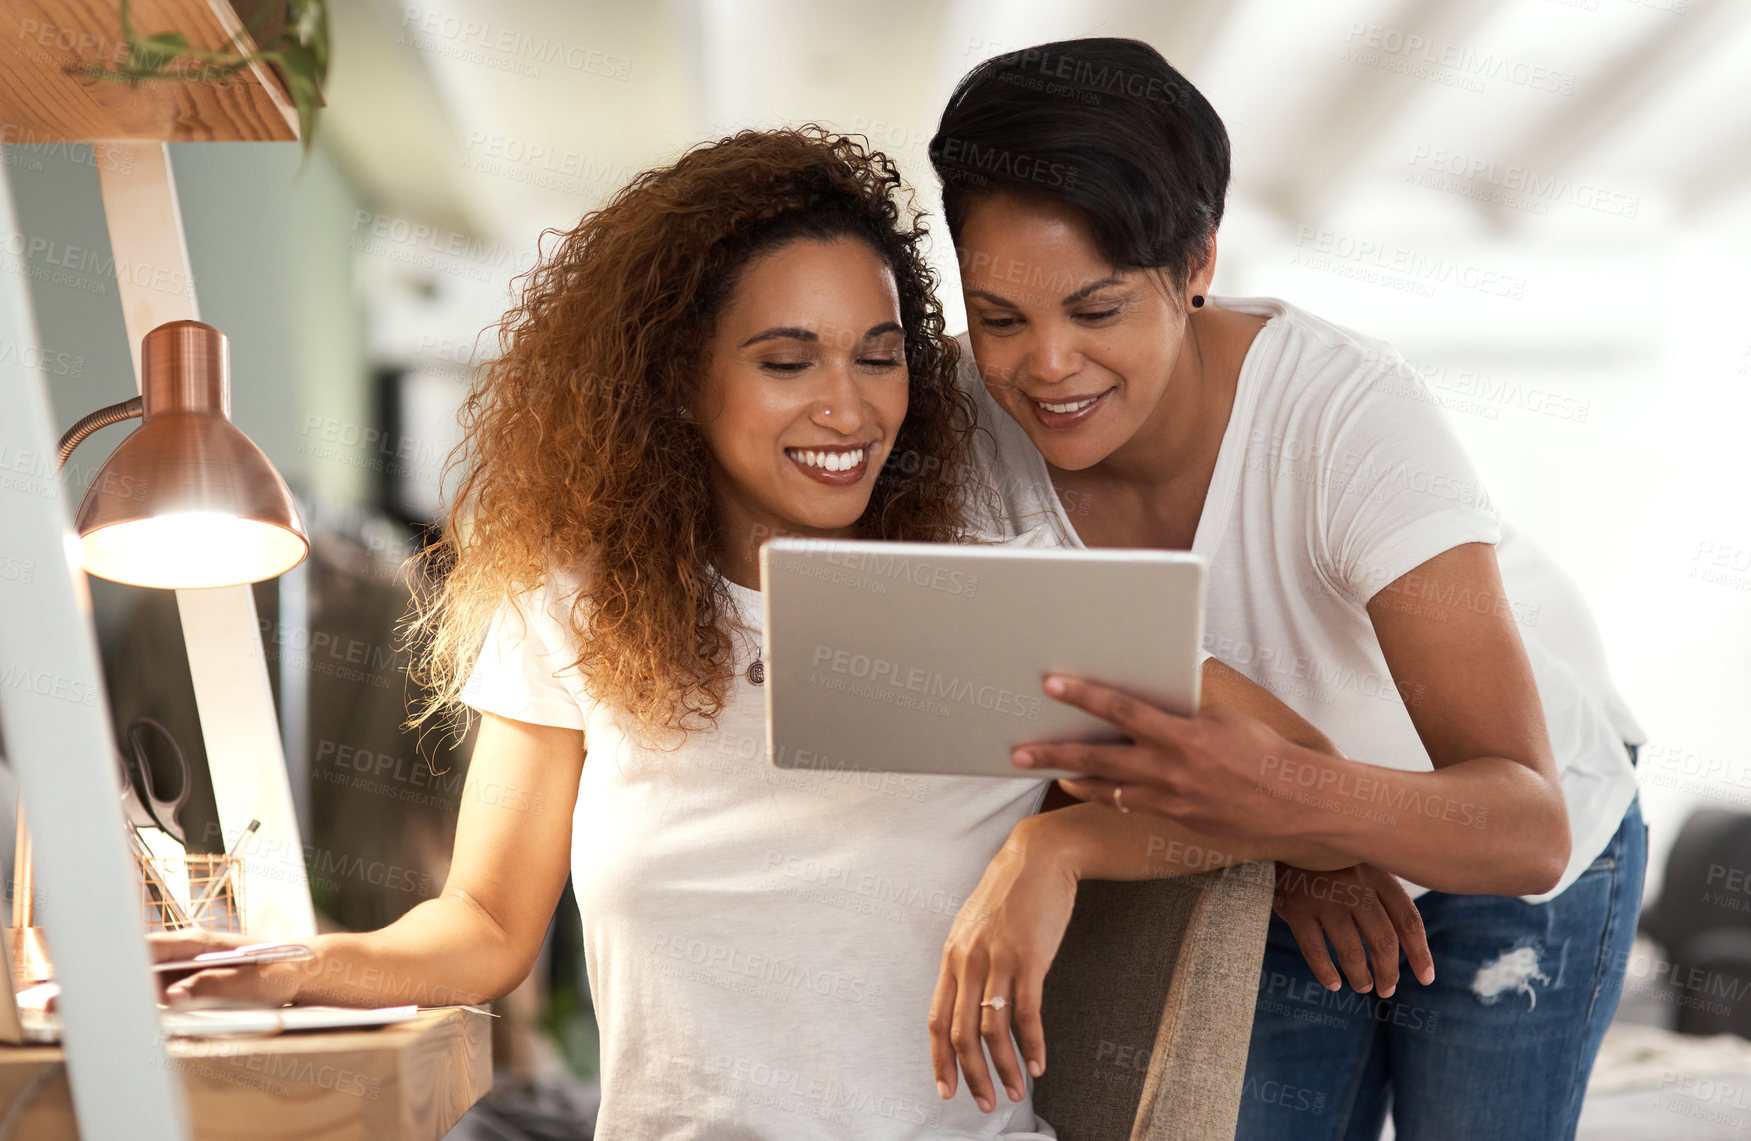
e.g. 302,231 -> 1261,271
114,717 -> 200,927
117,716 -> 190,848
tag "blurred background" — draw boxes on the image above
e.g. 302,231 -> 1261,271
6,1 -> 1751,1137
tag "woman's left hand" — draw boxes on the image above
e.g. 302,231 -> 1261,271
928,819 -> 1078,1114
1012,675 -> 1307,841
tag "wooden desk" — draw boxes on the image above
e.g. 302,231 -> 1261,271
0,1007 -> 491,1140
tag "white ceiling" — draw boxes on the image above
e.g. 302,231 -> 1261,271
317,0 -> 1751,359
324,0 -> 1751,233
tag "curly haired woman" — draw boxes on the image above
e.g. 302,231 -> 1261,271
148,127 -> 1389,1138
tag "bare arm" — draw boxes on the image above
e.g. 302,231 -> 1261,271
1022,658 -> 1344,875
1351,542 -> 1569,894
1028,546 -> 1571,897
157,712 -> 585,1007
1023,660 -> 1433,931
1020,657 -> 1355,877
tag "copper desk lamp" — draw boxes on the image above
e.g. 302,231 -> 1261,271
9,320 -> 309,980
56,319 -> 310,588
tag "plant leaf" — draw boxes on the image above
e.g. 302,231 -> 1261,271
94,1 -> 328,151
290,0 -> 331,82
130,30 -> 188,72
275,41 -> 323,155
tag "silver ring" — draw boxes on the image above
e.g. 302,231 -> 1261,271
979,996 -> 1009,1012
1114,784 -> 1129,814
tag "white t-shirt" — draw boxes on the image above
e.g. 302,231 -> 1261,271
1493,521 -> 1645,747
464,569 -> 1057,1140
957,296 -> 1639,903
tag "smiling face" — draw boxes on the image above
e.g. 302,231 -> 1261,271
696,236 -> 909,559
958,193 -> 1211,472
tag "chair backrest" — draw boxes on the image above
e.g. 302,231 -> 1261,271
1032,861 -> 1275,1141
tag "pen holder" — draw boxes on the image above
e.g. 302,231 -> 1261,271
139,853 -> 246,933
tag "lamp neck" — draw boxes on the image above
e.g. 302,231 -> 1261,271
56,397 -> 142,469
142,320 -> 230,420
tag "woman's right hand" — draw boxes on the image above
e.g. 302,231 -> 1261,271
929,816 -> 1078,1113
148,929 -> 305,1007
1272,862 -> 1434,997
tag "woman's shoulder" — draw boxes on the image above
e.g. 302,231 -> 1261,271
496,555 -> 600,648
1223,295 -> 1415,394
1223,296 -> 1454,446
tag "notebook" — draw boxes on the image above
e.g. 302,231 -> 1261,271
0,933 -> 420,1043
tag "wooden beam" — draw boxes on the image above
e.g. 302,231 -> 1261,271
1260,0 -> 1511,222
1679,117 -> 1751,217
0,0 -> 297,144
1115,0 -> 1237,78
1496,0 -> 1737,185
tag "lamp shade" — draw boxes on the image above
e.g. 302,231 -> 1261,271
73,321 -> 308,589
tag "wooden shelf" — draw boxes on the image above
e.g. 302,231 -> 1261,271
0,0 -> 298,143
0,1007 -> 493,1139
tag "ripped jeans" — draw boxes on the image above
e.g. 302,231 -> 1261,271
1236,797 -> 1647,1141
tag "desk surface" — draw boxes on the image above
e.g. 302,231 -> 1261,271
0,1006 -> 492,1140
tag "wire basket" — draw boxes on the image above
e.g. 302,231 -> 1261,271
139,854 -> 245,933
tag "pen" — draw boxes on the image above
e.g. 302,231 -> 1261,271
130,826 -> 192,928
185,818 -> 259,927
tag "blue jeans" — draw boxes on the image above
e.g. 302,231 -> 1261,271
1236,797 -> 1647,1141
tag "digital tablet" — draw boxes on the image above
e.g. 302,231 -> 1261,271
151,942 -> 315,974
760,538 -> 1204,781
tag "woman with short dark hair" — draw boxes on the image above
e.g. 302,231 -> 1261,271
927,37 -> 1646,1141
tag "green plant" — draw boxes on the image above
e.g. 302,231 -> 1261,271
85,0 -> 329,151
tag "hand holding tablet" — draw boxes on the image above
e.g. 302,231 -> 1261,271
760,537 -> 1205,781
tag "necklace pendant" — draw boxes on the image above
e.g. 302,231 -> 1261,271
747,658 -> 765,686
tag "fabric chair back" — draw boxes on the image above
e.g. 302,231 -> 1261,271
1032,862 -> 1275,1140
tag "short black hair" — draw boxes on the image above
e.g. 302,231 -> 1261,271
928,38 -> 1230,290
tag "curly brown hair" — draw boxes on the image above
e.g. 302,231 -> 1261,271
407,126 -> 984,743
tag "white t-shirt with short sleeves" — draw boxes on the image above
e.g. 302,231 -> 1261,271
957,296 -> 1638,903
464,567 -> 1057,1140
